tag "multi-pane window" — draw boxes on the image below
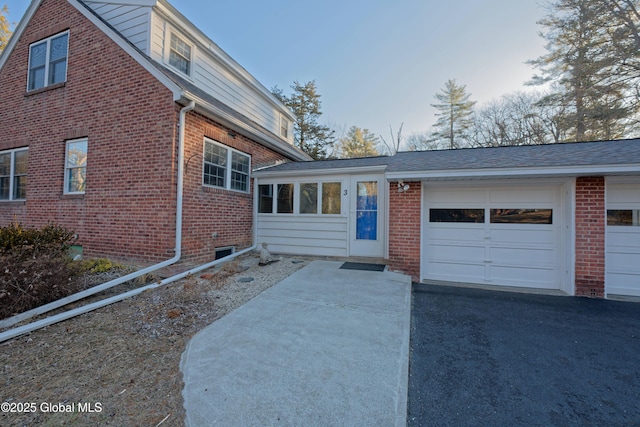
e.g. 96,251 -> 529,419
0,148 -> 28,201
203,138 -> 250,192
169,33 -> 191,75
258,181 -> 342,215
280,116 -> 290,139
65,139 -> 87,194
28,32 -> 69,91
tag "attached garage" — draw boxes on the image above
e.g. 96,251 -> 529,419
422,183 -> 568,290
606,180 -> 640,297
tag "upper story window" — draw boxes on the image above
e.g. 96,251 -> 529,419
65,138 -> 87,194
280,116 -> 290,139
203,138 -> 250,193
0,148 -> 28,201
169,32 -> 191,75
28,31 -> 69,91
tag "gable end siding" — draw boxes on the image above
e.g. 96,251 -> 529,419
83,1 -> 152,53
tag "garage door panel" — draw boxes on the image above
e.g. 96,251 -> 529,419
490,246 -> 556,265
427,226 -> 485,242
426,262 -> 486,282
489,265 -> 558,289
606,182 -> 640,297
423,185 -> 562,290
489,189 -> 556,204
428,243 -> 485,264
489,227 -> 556,245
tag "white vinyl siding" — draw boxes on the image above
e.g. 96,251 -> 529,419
606,180 -> 640,297
422,184 -> 564,290
149,13 -> 293,143
84,2 -> 151,52
257,177 -> 349,257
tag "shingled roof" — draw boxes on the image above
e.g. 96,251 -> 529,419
254,139 -> 640,178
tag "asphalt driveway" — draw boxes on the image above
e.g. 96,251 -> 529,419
408,283 -> 640,426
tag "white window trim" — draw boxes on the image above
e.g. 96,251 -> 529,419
203,138 -> 251,193
280,114 -> 290,140
64,138 -> 88,195
257,180 -> 343,216
165,27 -> 193,77
0,147 -> 28,201
27,30 -> 69,91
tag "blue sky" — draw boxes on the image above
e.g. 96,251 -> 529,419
4,0 -> 548,144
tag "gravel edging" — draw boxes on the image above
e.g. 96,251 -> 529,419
0,254 -> 309,427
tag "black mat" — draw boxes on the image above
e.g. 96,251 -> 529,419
339,262 -> 386,272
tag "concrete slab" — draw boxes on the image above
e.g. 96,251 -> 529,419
180,260 -> 412,426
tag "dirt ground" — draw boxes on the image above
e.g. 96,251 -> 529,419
0,254 -> 308,426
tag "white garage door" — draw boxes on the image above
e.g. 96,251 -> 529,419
423,185 -> 563,289
606,182 -> 640,297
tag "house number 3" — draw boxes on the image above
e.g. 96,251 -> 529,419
343,190 -> 348,196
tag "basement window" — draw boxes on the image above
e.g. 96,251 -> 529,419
215,246 -> 235,260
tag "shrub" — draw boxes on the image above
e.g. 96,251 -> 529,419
0,223 -> 80,319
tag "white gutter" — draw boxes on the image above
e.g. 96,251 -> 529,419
0,101 -> 196,330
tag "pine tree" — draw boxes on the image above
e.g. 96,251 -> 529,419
272,81 -> 335,160
337,126 -> 380,158
430,79 -> 476,149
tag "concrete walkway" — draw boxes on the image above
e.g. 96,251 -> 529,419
180,260 -> 411,426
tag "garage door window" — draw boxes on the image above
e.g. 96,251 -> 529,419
490,209 -> 553,224
429,209 -> 484,223
607,210 -> 640,226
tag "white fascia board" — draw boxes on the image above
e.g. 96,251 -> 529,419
0,0 -> 42,71
83,0 -> 156,5
68,0 -> 183,100
155,0 -> 294,120
184,92 -> 310,161
253,165 -> 388,178
385,164 -> 640,181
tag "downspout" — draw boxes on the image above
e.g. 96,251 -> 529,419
0,101 -> 196,330
0,100 -> 262,343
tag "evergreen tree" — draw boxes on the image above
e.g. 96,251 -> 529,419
337,126 -> 380,158
528,0 -> 640,141
430,79 -> 476,149
272,81 -> 335,160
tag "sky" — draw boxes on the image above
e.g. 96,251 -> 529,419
3,0 -> 549,146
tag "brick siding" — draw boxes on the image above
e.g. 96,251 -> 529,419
0,0 -> 292,266
387,181 -> 421,281
574,176 -> 606,297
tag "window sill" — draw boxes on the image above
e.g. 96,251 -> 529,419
0,200 -> 26,205
202,185 -> 251,197
60,193 -> 85,200
25,82 -> 66,97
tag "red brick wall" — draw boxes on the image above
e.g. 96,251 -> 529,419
388,181 -> 421,281
574,176 -> 606,297
180,112 -> 290,265
0,0 -> 294,266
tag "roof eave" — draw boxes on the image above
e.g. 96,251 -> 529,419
385,164 -> 640,181
253,164 -> 388,178
182,92 -> 310,162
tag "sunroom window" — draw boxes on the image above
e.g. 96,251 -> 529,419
28,31 -> 69,91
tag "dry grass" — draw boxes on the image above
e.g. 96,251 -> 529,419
0,254 -> 306,426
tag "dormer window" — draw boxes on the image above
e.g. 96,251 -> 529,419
280,116 -> 290,139
28,31 -> 69,91
169,32 -> 191,75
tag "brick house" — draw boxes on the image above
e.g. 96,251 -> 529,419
2,1 -> 639,301
253,140 -> 640,299
0,0 -> 309,266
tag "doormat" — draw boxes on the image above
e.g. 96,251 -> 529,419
339,262 -> 386,272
